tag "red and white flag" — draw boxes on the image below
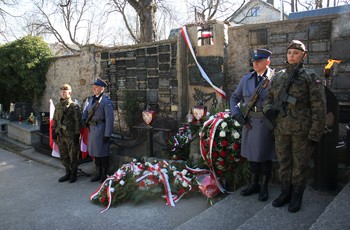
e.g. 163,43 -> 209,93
49,99 -> 60,158
80,99 -> 89,158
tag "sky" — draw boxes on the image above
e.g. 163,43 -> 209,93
1,0 -> 349,46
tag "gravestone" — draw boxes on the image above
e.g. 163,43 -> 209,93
9,102 -> 34,122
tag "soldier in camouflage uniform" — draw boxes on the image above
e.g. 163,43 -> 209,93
52,84 -> 82,183
263,40 -> 326,212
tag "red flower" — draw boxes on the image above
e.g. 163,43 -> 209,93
212,152 -> 218,158
219,150 -> 227,157
212,141 -> 217,148
233,143 -> 240,150
101,197 -> 106,203
229,155 -> 235,161
217,170 -> 223,175
221,139 -> 228,147
219,160 -> 225,166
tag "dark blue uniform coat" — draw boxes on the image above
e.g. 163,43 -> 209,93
82,94 -> 114,157
230,68 -> 276,162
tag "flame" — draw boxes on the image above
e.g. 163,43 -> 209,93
324,59 -> 342,77
325,59 -> 342,70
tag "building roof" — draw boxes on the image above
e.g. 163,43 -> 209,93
229,0 -> 285,23
288,4 -> 350,19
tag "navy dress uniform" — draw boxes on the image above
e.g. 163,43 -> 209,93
230,48 -> 276,201
82,78 -> 114,182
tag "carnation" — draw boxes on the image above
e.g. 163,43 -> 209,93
221,122 -> 227,128
219,131 -> 226,137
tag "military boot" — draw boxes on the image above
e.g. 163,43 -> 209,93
258,175 -> 269,202
69,170 -> 77,183
272,182 -> 292,207
91,160 -> 102,182
100,157 -> 109,183
241,174 -> 260,196
58,169 -> 71,182
288,185 -> 305,213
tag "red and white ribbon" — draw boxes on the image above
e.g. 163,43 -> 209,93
180,26 -> 226,99
199,112 -> 229,193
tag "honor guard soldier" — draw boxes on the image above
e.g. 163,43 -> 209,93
82,78 -> 114,183
263,40 -> 326,212
230,48 -> 276,202
52,84 -> 82,183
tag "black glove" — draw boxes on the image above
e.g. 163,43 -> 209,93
265,109 -> 276,121
103,136 -> 110,143
233,113 -> 246,126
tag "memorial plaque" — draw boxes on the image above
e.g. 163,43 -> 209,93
117,69 -> 126,78
116,60 -> 126,67
40,112 -> 50,134
136,57 -> 146,67
101,52 -> 109,59
159,64 -> 170,72
148,90 -> 158,103
126,51 -> 135,57
148,78 -> 159,89
159,44 -> 170,53
118,78 -> 126,89
100,60 -> 109,68
125,77 -> 137,89
136,48 -> 146,56
159,53 -> 170,63
249,28 -> 267,46
309,21 -> 331,40
126,59 -> 136,68
148,69 -> 159,76
126,69 -> 136,77
137,90 -> 147,101
331,40 -> 350,59
170,79 -> 178,87
159,72 -> 173,78
138,81 -> 147,90
147,56 -> 158,68
147,47 -> 157,54
115,52 -> 126,58
159,79 -> 169,88
137,69 -> 147,81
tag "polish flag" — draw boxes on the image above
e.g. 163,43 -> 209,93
80,99 -> 89,158
49,99 -> 60,158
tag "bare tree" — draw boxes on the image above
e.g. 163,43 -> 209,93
0,0 -> 18,42
29,0 -> 109,53
107,0 -> 158,44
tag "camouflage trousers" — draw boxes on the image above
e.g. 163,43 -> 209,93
275,134 -> 315,187
57,135 -> 80,172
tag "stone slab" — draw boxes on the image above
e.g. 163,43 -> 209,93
7,121 -> 40,145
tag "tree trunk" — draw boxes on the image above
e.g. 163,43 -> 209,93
139,2 -> 156,43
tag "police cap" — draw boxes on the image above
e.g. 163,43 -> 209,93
60,84 -> 72,91
93,78 -> 107,87
250,48 -> 272,61
287,40 -> 307,52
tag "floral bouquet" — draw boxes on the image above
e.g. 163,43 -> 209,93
199,110 -> 249,193
167,125 -> 193,160
90,160 -> 198,213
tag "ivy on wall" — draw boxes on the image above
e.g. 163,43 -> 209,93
0,36 -> 53,111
